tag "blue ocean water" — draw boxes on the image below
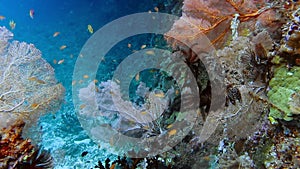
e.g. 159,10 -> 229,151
0,0 -> 161,168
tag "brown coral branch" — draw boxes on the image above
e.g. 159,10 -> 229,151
226,0 -> 243,13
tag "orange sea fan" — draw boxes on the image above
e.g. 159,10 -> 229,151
165,0 -> 271,62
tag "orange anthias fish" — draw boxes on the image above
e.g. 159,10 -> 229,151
168,129 -> 177,137
60,45 -> 67,50
53,32 -> 60,37
29,9 -> 34,19
0,16 -> 5,21
57,59 -> 64,64
9,20 -> 16,30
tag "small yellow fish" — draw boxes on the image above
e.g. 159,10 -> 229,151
87,24 -> 93,34
83,75 -> 89,79
93,79 -> 98,83
28,76 -> 46,84
135,73 -> 140,81
154,7 -> 159,12
167,124 -> 173,129
79,104 -> 86,109
141,45 -> 146,49
140,111 -> 147,115
155,92 -> 165,98
53,32 -> 60,37
28,76 -> 38,81
168,129 -> 177,137
0,16 -> 5,20
58,59 -> 64,64
145,50 -> 155,55
31,103 -> 40,109
59,45 -> 67,50
9,20 -> 16,30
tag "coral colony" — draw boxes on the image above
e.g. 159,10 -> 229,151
1,0 -> 300,168
0,26 -> 65,168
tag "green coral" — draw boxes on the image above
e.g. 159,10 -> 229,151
267,65 -> 300,123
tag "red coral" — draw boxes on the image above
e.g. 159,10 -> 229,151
165,0 -> 272,62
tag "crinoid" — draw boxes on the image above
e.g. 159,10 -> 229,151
165,0 -> 275,63
17,148 -> 53,169
0,120 -> 53,169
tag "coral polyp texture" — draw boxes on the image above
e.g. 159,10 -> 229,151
0,26 -> 65,129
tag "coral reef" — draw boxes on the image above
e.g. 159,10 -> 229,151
78,0 -> 300,168
0,26 -> 65,130
159,0 -> 300,168
0,119 -> 53,169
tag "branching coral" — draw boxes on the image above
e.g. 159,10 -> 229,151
0,26 -> 65,129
